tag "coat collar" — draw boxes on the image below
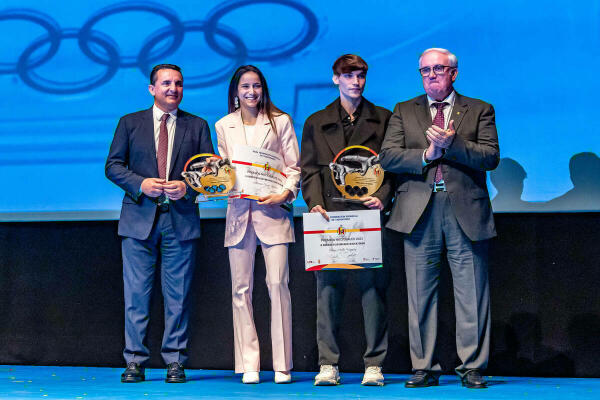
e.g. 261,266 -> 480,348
320,97 -> 381,127
320,97 -> 381,155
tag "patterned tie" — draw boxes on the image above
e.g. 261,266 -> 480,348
432,102 -> 447,183
157,113 -> 169,180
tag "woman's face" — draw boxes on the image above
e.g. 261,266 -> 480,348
237,71 -> 262,111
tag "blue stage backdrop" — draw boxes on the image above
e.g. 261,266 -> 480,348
1,0 -> 598,220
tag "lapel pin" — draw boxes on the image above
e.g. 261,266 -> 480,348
456,111 -> 461,115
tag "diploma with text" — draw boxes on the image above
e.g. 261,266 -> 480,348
303,210 -> 382,271
230,144 -> 287,200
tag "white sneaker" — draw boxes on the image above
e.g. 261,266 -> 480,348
314,365 -> 340,386
242,371 -> 260,384
361,366 -> 384,386
274,371 -> 291,384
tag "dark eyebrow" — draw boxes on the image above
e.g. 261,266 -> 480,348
161,79 -> 183,84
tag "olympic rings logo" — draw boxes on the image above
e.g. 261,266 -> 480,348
1,0 -> 318,94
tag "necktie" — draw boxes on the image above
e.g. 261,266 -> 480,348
432,102 -> 447,183
157,113 -> 169,180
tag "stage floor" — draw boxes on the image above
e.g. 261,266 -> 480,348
1,365 -> 599,399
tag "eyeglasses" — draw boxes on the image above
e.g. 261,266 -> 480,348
418,65 -> 454,76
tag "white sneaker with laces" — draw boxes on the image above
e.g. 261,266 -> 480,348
314,364 -> 340,386
274,371 -> 292,384
361,366 -> 384,386
242,371 -> 260,384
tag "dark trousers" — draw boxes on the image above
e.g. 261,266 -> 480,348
122,211 -> 197,366
404,192 -> 490,375
315,266 -> 389,368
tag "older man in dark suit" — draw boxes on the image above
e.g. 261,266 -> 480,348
106,64 -> 213,383
379,48 -> 499,389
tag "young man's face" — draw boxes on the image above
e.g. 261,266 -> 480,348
333,69 -> 366,100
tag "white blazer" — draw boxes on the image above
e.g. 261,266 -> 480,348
215,110 -> 301,247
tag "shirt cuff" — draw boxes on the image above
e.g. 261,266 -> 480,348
422,149 -> 431,167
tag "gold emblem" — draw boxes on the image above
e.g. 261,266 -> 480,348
182,153 -> 236,198
329,145 -> 384,200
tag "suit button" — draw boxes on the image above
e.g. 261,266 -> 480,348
326,192 -> 331,197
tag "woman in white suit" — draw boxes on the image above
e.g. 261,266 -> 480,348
215,65 -> 300,384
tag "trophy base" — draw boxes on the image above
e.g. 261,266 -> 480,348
196,195 -> 230,203
332,197 -> 365,204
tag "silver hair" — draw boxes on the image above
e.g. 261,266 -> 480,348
419,48 -> 458,68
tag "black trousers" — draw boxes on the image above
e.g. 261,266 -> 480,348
315,265 -> 389,368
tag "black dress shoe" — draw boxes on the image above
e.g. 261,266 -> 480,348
121,362 -> 145,383
166,362 -> 186,383
405,370 -> 439,388
461,370 -> 487,389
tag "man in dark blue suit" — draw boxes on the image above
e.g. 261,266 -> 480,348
106,64 -> 214,383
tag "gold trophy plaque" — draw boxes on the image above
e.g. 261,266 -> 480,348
329,145 -> 384,202
182,153 -> 236,200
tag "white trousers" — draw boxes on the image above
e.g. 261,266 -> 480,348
228,222 -> 293,373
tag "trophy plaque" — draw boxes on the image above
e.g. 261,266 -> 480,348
329,145 -> 384,203
182,153 -> 236,201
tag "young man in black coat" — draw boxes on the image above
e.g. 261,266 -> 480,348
300,54 -> 394,386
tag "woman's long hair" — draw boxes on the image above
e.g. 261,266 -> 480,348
227,65 -> 285,135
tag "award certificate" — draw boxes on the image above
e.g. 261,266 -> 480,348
230,144 -> 287,200
303,210 -> 382,271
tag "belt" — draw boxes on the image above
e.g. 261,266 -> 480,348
149,194 -> 170,212
432,181 -> 447,192
157,202 -> 170,213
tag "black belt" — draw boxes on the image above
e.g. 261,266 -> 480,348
148,194 -> 169,212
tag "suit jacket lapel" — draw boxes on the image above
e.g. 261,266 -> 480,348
450,92 -> 468,132
321,99 -> 346,156
229,110 -> 247,148
141,108 -> 160,178
168,109 -> 188,179
414,94 -> 433,137
252,112 -> 272,149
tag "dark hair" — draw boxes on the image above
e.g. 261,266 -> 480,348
490,158 -> 527,187
569,152 -> 600,186
227,65 -> 285,135
150,64 -> 182,84
332,54 -> 368,75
